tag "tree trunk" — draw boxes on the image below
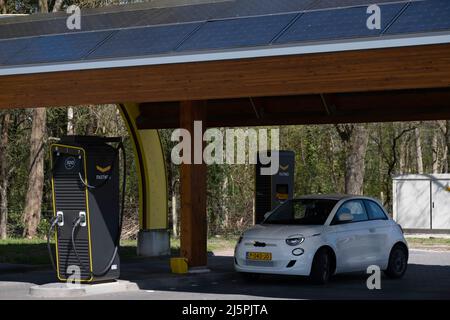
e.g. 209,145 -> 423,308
0,112 -> 11,239
221,176 -> 229,229
171,178 -> 178,237
415,127 -> 424,174
437,120 -> 449,173
0,0 -> 7,14
432,128 -> 439,174
447,121 -> 450,173
85,107 -> 98,135
337,124 -> 369,195
39,0 -> 48,13
52,0 -> 63,12
67,107 -> 74,135
399,124 -> 408,174
22,108 -> 46,238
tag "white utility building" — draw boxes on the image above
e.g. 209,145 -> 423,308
393,174 -> 450,231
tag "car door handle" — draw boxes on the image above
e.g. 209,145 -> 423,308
369,228 -> 376,233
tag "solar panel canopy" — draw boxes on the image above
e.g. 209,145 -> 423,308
276,3 -> 406,44
0,0 -> 448,68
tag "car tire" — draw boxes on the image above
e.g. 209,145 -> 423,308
384,245 -> 408,279
240,272 -> 261,282
310,248 -> 332,285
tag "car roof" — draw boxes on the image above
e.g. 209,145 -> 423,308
295,194 -> 356,201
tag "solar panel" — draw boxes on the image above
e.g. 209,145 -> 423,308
177,13 -> 296,52
276,3 -> 405,44
0,10 -> 157,40
87,23 -> 201,60
0,18 -> 68,40
309,0 -> 410,10
79,10 -> 152,31
0,38 -> 29,65
386,0 -> 450,34
0,2 -> 231,40
135,1 -> 234,26
216,0 -> 316,18
5,31 -> 113,66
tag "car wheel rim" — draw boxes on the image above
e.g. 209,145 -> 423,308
322,255 -> 330,280
393,250 -> 406,274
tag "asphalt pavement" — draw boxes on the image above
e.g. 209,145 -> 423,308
0,249 -> 449,300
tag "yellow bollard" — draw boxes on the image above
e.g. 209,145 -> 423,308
170,257 -> 189,274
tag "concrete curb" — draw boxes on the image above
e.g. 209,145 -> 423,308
29,280 -> 139,298
410,246 -> 450,252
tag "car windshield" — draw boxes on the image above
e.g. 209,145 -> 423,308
263,199 -> 338,225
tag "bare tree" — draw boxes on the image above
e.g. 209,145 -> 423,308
171,179 -> 179,237
22,108 -> 47,238
398,123 -> 413,174
0,0 -> 6,14
85,107 -> 98,135
52,0 -> 63,12
371,124 -> 416,207
67,107 -> 75,135
432,126 -> 440,174
0,112 -> 11,239
437,121 -> 448,173
415,126 -> 424,174
335,124 -> 369,195
39,0 -> 48,13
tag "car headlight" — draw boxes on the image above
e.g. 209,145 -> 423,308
285,235 -> 305,246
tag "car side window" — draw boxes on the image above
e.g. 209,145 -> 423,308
364,200 -> 388,220
335,200 -> 369,223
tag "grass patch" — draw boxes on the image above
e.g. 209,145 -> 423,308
0,238 -> 51,265
406,237 -> 450,246
0,236 -> 239,266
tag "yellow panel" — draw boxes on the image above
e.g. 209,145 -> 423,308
119,103 -> 168,230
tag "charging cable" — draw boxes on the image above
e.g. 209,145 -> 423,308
47,215 -> 62,271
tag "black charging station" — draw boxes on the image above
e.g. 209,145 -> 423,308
255,150 -> 295,224
47,136 -> 125,283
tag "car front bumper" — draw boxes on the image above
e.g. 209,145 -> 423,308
233,240 -> 316,276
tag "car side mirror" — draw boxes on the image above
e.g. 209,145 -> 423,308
338,212 -> 353,223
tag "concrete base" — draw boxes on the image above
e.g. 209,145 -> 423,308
29,280 -> 139,298
188,266 -> 211,274
137,229 -> 170,257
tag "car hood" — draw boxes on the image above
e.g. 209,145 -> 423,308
242,224 -> 324,240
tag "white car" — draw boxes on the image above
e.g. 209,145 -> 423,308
234,194 -> 408,284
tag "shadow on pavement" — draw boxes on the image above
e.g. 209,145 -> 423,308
132,256 -> 450,300
1,251 -> 450,300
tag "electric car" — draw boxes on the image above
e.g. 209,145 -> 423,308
234,194 -> 408,284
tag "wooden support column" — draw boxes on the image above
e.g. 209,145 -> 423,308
180,100 -> 207,267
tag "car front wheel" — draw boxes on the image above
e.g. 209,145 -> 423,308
384,245 -> 408,279
310,248 -> 332,285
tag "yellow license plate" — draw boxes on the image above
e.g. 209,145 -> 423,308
246,252 -> 272,261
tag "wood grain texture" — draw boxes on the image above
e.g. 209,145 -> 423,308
179,101 -> 207,267
1,44 -> 449,109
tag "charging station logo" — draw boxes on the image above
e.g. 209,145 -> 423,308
64,157 -> 76,170
96,165 -> 111,173
278,164 -> 290,177
96,164 -> 111,180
